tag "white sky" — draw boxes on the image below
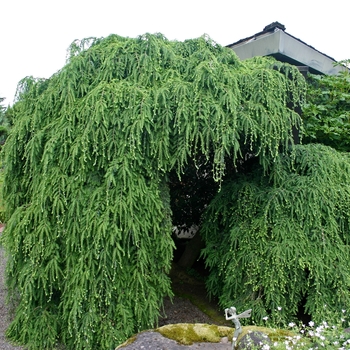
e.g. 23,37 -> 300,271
1,0 -> 349,106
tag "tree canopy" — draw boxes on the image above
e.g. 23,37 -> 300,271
302,60 -> 350,151
0,32 -> 324,350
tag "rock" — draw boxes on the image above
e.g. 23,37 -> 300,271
236,331 -> 272,350
221,337 -> 229,343
156,323 -> 233,344
116,324 -> 235,349
344,327 -> 350,333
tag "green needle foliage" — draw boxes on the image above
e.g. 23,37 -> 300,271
202,143 -> 350,326
302,60 -> 350,151
1,33 -> 305,349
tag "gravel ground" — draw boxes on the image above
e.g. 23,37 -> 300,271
159,296 -> 215,326
0,243 -> 24,350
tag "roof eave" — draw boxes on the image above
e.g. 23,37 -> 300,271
227,30 -> 344,76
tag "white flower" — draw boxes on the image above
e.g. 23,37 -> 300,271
342,309 -> 346,313
288,322 -> 296,327
277,306 -> 282,311
309,321 -> 315,327
316,326 -> 323,333
263,316 -> 268,321
262,344 -> 270,350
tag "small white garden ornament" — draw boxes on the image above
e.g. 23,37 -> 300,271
225,306 -> 252,349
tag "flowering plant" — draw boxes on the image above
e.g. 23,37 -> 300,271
257,308 -> 350,349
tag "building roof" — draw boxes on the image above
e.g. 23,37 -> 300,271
227,22 -> 346,75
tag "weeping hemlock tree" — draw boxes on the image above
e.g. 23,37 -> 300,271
2,33 -> 308,349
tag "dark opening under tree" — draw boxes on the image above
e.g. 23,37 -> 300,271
2,33 -> 313,349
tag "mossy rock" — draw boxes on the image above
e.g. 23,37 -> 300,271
237,330 -> 272,350
237,326 -> 309,349
156,323 -> 233,345
115,334 -> 137,349
115,323 -> 232,348
238,326 -> 295,343
116,323 -> 302,349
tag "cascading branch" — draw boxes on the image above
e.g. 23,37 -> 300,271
201,143 -> 350,326
1,33 -> 305,349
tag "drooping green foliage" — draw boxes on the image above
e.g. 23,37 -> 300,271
202,143 -> 350,326
302,60 -> 350,151
1,33 -> 306,349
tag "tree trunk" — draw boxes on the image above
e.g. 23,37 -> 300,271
177,232 -> 205,269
